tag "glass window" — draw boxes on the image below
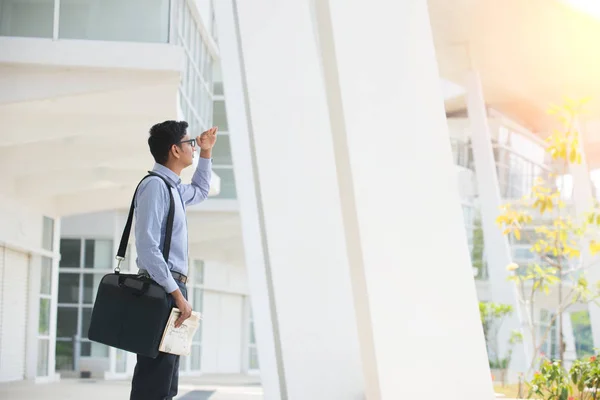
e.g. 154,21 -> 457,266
191,344 -> 201,370
40,256 -> 52,295
58,273 -> 80,303
213,100 -> 228,131
80,341 -> 91,357
83,273 -> 103,304
42,217 -> 54,251
81,308 -> 92,339
213,168 -> 237,199
213,82 -> 224,96
194,260 -> 204,285
55,340 -> 74,370
60,239 -> 81,269
116,349 -> 127,373
212,135 -> 233,166
0,0 -> 54,38
39,298 -> 51,335
84,239 -> 112,269
57,307 -> 78,338
58,0 -> 170,43
37,339 -> 49,376
249,347 -> 259,370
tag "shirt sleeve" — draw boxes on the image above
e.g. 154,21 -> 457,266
134,178 -> 179,294
180,157 -> 212,206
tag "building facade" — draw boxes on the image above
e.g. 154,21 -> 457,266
2,1 -> 600,399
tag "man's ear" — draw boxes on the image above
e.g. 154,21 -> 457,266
170,144 -> 181,160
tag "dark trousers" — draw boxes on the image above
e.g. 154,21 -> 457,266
130,282 -> 187,400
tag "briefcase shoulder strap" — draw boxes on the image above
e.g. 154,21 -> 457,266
114,172 -> 176,273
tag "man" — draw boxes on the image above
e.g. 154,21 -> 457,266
130,120 -> 217,400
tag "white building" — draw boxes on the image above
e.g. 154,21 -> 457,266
1,0 -> 600,399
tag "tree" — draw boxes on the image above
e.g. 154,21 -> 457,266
479,301 -> 523,385
496,98 -> 600,373
472,216 -> 487,279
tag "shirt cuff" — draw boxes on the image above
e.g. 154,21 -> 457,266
163,275 -> 179,294
196,157 -> 212,170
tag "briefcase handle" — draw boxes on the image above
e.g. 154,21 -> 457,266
114,171 -> 176,273
118,274 -> 152,296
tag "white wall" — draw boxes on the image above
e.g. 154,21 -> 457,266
61,211 -> 120,239
200,260 -> 250,374
0,194 -> 46,249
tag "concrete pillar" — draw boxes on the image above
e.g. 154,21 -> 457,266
49,217 -> 61,381
217,0 -> 494,398
465,71 -> 530,374
562,312 -> 577,370
568,120 -> 600,350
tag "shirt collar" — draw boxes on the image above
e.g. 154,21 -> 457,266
151,163 -> 181,187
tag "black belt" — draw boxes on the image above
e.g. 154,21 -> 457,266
138,269 -> 188,285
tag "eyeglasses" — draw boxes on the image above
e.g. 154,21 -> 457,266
178,138 -> 196,148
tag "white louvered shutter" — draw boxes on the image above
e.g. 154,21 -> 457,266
0,248 -> 30,382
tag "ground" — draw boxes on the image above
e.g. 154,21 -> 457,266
0,374 -> 263,400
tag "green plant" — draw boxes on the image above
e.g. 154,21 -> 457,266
529,359 -> 572,400
571,356 -> 600,400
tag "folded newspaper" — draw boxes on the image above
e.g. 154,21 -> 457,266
159,308 -> 202,356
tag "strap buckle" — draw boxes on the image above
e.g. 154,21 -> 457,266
115,256 -> 125,273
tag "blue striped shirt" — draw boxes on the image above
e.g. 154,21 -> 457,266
134,158 -> 212,293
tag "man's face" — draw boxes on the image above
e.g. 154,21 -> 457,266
175,134 -> 196,167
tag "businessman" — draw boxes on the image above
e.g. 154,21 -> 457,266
130,120 -> 216,400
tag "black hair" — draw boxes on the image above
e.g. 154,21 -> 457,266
148,120 -> 189,165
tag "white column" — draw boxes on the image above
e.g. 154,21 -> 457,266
215,1 -> 363,399
316,3 -> 493,398
568,120 -> 600,350
465,72 -> 530,374
562,312 -> 577,370
213,2 -> 287,398
25,255 -> 41,380
49,217 -> 61,381
219,1 -> 494,399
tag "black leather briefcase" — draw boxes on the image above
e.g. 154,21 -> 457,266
88,172 -> 175,359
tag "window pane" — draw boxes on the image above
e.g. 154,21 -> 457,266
39,298 -> 51,335
249,322 -> 256,345
116,349 -> 127,373
40,256 -> 52,295
91,342 -> 109,358
81,308 -> 92,339
212,100 -> 228,131
83,274 -> 104,304
60,239 -> 81,269
57,307 -> 78,338
191,344 -> 201,371
249,347 -> 259,370
212,135 -> 232,165
193,288 -> 203,312
85,240 -> 112,269
213,82 -> 224,96
42,217 -> 54,251
56,340 -> 74,371
37,339 -> 49,376
212,168 -> 236,199
59,0 -> 170,43
194,260 -> 204,285
0,0 -> 54,38
58,273 -> 80,303
80,341 -> 91,357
